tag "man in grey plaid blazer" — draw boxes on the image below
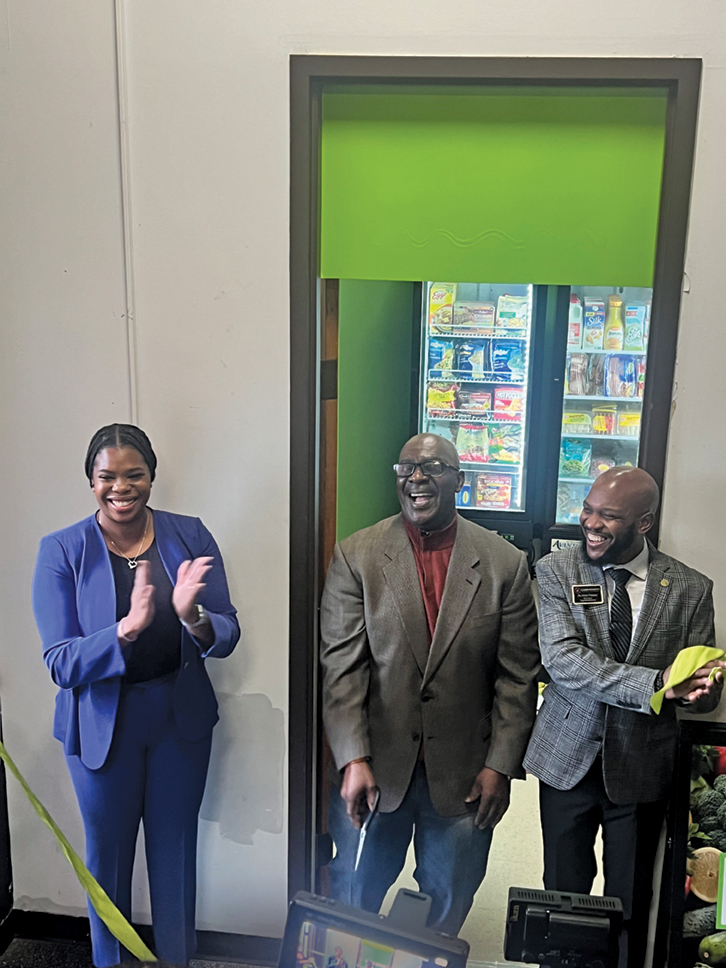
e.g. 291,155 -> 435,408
524,466 -> 723,968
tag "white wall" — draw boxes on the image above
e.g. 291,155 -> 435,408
2,0 -> 726,956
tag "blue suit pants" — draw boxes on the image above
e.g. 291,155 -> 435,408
65,674 -> 212,967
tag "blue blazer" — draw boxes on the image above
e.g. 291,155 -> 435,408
32,510 -> 240,770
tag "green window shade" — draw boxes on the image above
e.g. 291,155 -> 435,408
321,90 -> 667,287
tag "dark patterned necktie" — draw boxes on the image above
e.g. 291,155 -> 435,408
609,568 -> 633,662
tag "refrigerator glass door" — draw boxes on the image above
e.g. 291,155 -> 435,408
419,282 -> 534,513
555,286 -> 652,525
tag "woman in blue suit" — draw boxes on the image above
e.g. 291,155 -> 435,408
32,424 -> 240,967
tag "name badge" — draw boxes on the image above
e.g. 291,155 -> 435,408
571,584 -> 605,606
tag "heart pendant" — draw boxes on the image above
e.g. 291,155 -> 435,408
128,560 -> 138,570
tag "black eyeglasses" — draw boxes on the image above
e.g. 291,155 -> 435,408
393,459 -> 460,478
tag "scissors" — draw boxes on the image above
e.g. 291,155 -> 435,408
354,788 -> 380,872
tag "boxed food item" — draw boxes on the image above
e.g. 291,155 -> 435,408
458,389 -> 491,412
452,302 -> 495,336
429,338 -> 455,377
456,473 -> 475,508
559,438 -> 592,478
427,383 -> 457,410
494,386 -> 524,414
489,423 -> 522,464
476,473 -> 513,510
583,298 -> 606,350
455,424 -> 489,463
429,284 -> 457,333
495,294 -> 530,333
562,412 -> 593,436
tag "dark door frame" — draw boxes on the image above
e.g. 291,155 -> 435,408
288,54 -> 702,900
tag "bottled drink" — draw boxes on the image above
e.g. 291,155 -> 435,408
567,295 -> 583,349
603,294 -> 625,350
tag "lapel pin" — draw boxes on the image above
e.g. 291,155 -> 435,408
661,579 -> 669,587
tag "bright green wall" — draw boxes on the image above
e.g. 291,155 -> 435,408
321,89 -> 667,287
337,280 -> 415,541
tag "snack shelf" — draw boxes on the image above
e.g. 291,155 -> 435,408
563,394 -> 643,402
561,433 -> 639,441
460,461 -> 521,472
568,348 -> 647,356
430,331 -> 528,341
429,371 -> 525,385
558,476 -> 596,485
427,409 -> 522,424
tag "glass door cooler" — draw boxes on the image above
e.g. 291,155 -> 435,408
418,281 -> 541,547
554,286 -> 652,533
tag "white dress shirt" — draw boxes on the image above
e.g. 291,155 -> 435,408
603,542 -> 650,642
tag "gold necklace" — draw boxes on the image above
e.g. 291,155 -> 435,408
104,510 -> 150,570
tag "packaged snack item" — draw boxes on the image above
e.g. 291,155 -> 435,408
605,355 -> 636,398
489,423 -> 522,464
426,383 -> 457,410
458,389 -> 491,412
617,411 -> 641,436
494,386 -> 524,414
603,294 -> 625,350
592,405 -> 617,435
455,424 -> 489,463
566,353 -> 588,396
495,294 -> 530,333
456,473 -> 475,508
492,341 -> 525,380
559,438 -> 592,478
624,303 -> 646,352
429,338 -> 455,377
429,284 -> 457,333
636,358 -> 646,398
592,457 -> 616,478
562,412 -> 593,436
567,295 -> 583,349
557,482 -> 589,525
452,302 -> 495,336
476,473 -> 513,510
586,354 -> 606,396
457,340 -> 487,376
583,298 -> 606,350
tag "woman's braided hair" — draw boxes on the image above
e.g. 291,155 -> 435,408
84,424 -> 157,484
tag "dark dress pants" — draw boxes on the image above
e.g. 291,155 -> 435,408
539,758 -> 667,968
328,762 -> 493,936
65,674 -> 212,967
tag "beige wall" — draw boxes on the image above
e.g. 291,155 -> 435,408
2,0 -> 725,954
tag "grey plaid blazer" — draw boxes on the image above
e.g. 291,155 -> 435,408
523,542 -> 718,804
320,514 -> 541,817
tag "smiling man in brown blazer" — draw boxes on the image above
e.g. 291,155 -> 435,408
320,433 -> 540,935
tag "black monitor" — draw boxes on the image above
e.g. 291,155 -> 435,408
504,888 -> 623,968
278,890 -> 469,968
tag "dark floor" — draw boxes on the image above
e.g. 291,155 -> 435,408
0,939 -> 256,968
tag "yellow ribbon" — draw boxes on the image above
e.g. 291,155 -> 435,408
0,740 -> 156,962
650,645 -> 726,714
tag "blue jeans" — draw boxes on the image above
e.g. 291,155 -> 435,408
328,762 -> 493,936
66,674 -> 212,967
